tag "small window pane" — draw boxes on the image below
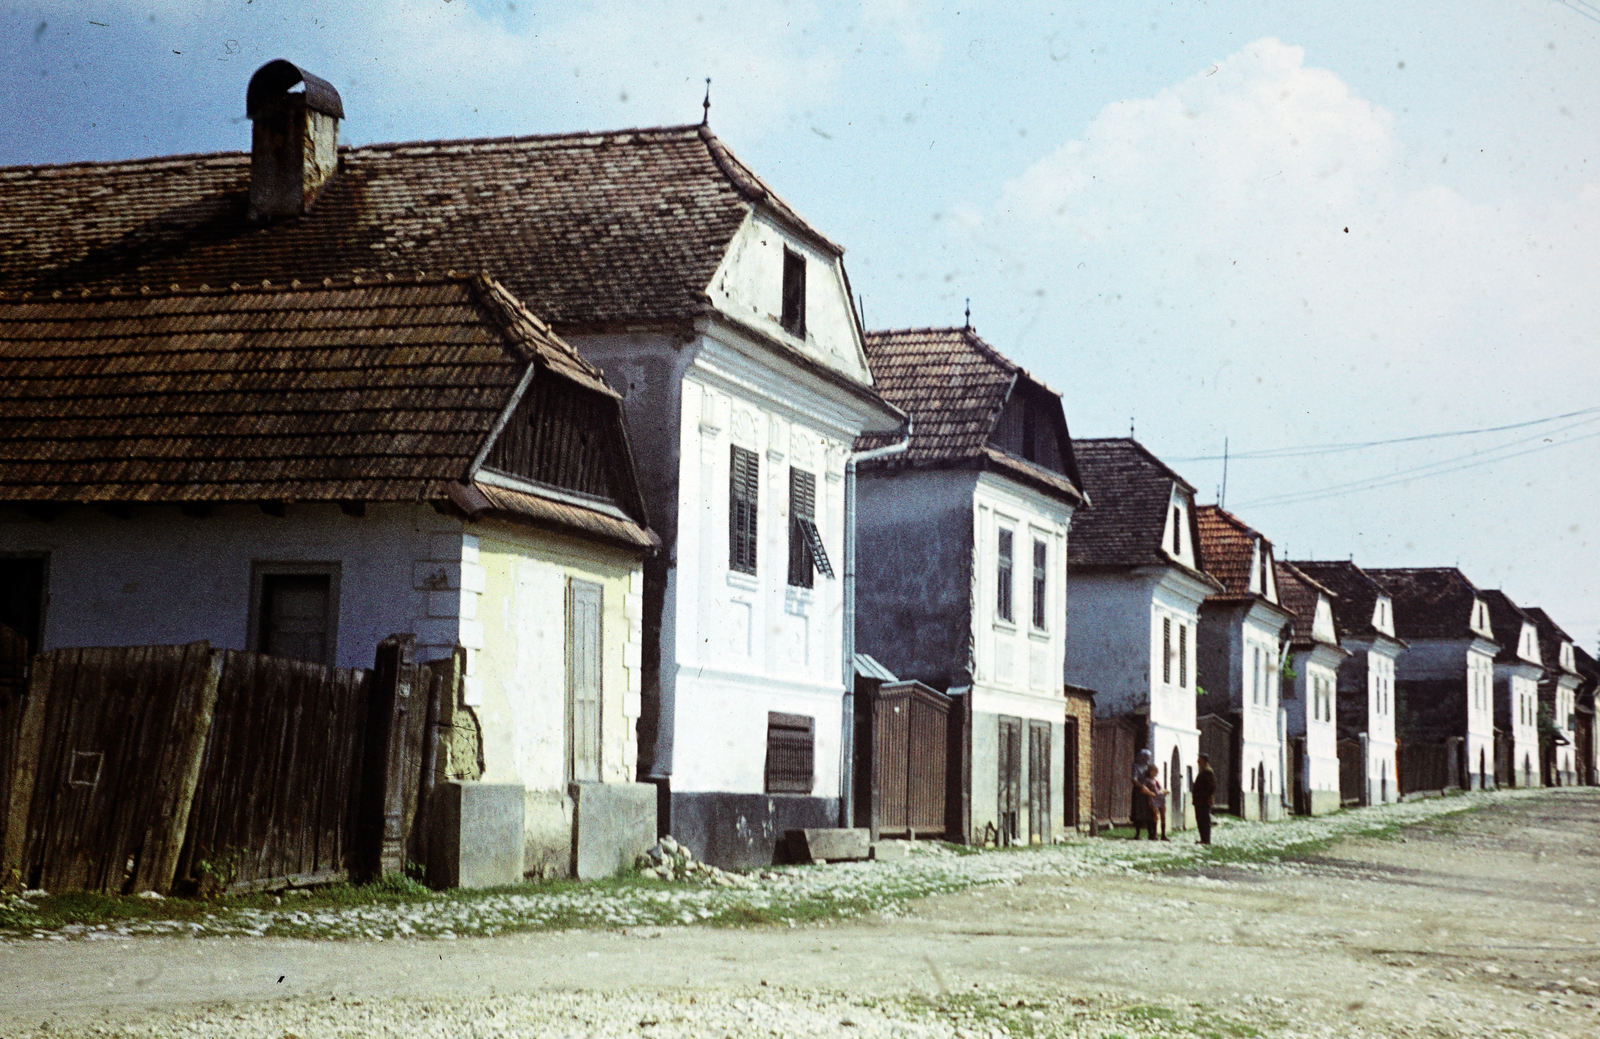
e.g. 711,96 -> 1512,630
1030,540 -> 1047,630
996,529 -> 1014,622
259,573 -> 331,664
780,248 -> 807,337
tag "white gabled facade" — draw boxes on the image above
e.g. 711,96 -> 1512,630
1280,567 -> 1350,816
1355,593 -> 1404,804
1496,614 -> 1543,788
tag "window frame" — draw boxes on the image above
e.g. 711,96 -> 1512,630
729,445 -> 760,575
996,527 -> 1015,624
1178,622 -> 1188,688
0,551 -> 50,656
1162,616 -> 1172,685
787,467 -> 830,588
248,561 -> 341,666
780,247 -> 807,338
1030,538 -> 1048,631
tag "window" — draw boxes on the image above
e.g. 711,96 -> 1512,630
251,564 -> 339,665
996,529 -> 1014,622
764,712 -> 814,794
1252,646 -> 1263,704
729,446 -> 759,574
1030,539 -> 1048,630
0,554 -> 47,655
1171,507 -> 1183,557
780,247 -> 807,337
1178,623 -> 1188,688
787,468 -> 832,587
566,579 -> 603,783
1162,616 -> 1172,684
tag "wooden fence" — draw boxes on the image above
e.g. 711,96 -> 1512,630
857,680 -> 949,840
1091,715 -> 1138,826
1398,737 -> 1462,797
1,634 -> 446,896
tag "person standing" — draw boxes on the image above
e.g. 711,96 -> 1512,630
1193,753 -> 1218,845
1130,749 -> 1154,838
1144,763 -> 1168,841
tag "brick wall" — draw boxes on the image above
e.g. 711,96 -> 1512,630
1064,686 -> 1095,831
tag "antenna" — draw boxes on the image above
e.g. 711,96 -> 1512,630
1220,436 -> 1229,510
701,78 -> 711,126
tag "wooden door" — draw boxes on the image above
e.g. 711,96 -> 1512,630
1062,716 -> 1079,830
998,716 -> 1022,845
566,580 -> 603,783
1027,721 -> 1051,845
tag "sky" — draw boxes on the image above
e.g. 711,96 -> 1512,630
4,0 -> 1598,647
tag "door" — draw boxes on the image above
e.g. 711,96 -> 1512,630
1062,716 -> 1079,830
566,579 -> 603,783
1169,747 -> 1184,831
998,716 -> 1022,846
1028,720 -> 1051,845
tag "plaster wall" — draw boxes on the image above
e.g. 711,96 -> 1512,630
1197,603 -> 1285,819
1288,644 -> 1343,809
0,501 -> 456,668
1063,572 -> 1154,716
1495,666 -> 1542,787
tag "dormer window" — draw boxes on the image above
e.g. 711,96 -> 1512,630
780,247 -> 807,338
1172,506 -> 1183,557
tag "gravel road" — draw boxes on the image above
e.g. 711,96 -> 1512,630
2,789 -> 1596,1039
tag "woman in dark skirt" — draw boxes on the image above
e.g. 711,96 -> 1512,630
1130,748 -> 1154,838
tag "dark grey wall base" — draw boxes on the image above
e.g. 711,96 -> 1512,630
669,792 -> 839,869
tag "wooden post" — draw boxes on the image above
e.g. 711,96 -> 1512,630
1,652 -> 51,893
357,634 -> 415,881
137,646 -> 223,894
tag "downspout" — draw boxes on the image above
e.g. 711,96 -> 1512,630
839,416 -> 912,828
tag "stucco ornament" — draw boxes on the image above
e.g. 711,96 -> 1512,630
789,430 -> 816,468
730,408 -> 758,448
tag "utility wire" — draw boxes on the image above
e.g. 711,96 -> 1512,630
1168,404 -> 1600,463
1235,423 -> 1600,510
1553,0 -> 1600,27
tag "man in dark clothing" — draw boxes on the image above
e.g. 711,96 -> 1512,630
1193,753 -> 1218,845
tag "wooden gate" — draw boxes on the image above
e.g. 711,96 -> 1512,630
1290,737 -> 1308,816
0,624 -> 31,861
862,680 -> 949,839
4,642 -> 221,894
1197,713 -> 1235,814
1028,720 -> 1051,845
1399,740 -> 1451,796
1336,738 -> 1363,806
1091,715 -> 1138,826
997,716 -> 1022,846
175,650 -> 373,892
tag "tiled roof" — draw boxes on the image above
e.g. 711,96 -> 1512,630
0,124 -> 821,329
1367,567 -> 1492,643
1067,438 -> 1210,578
1275,560 -> 1337,648
1196,505 -> 1267,597
1290,559 -> 1393,641
1523,606 -> 1579,678
1480,590 -> 1535,665
857,326 -> 1082,503
0,274 -> 651,547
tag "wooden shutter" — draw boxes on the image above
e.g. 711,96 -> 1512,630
729,446 -> 759,574
566,579 -> 603,783
788,468 -> 817,587
764,712 -> 814,794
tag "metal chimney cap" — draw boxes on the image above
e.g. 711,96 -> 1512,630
247,59 -> 345,120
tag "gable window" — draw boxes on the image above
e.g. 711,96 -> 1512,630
566,579 -> 603,783
729,446 -> 759,574
1162,617 -> 1172,684
1171,507 -> 1183,557
1030,539 -> 1048,630
251,563 -> 339,666
764,712 -> 814,794
787,468 -> 832,587
780,247 -> 807,338
996,529 -> 1014,623
1178,623 -> 1188,688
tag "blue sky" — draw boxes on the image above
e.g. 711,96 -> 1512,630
4,1 -> 1599,645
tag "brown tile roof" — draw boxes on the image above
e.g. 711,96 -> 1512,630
0,274 -> 652,549
1290,559 -> 1397,642
1067,439 -> 1214,584
0,124 -> 825,330
857,326 -> 1082,503
1367,567 -> 1494,644
1196,505 -> 1268,597
1523,606 -> 1579,678
1275,560 -> 1337,648
1480,590 -> 1536,665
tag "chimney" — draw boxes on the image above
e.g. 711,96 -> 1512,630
246,60 -> 344,222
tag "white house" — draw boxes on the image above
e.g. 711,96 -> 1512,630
0,274 -> 657,881
853,326 -> 1085,846
0,60 -> 905,867
1194,506 -> 1294,821
1369,568 -> 1500,791
1526,607 -> 1583,786
1064,439 -> 1222,831
1483,590 -> 1543,788
1291,560 -> 1406,805
1275,561 -> 1350,815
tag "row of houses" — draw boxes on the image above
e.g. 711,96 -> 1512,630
0,62 -> 1592,881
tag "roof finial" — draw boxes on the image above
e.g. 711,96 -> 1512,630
701,78 -> 711,126
1130,417 -> 1136,439
963,298 -> 971,330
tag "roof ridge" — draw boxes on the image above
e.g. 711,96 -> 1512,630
355,122 -> 705,155
0,270 -> 483,304
0,149 -> 249,175
1076,437 -> 1198,495
1277,558 -> 1337,599
693,125 -> 843,256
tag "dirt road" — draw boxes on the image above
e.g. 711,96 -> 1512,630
2,789 -> 1597,1038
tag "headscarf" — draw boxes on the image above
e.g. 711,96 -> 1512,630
1134,748 -> 1153,785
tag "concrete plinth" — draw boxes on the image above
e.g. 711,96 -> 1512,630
571,782 -> 657,880
786,827 -> 870,863
428,781 -> 524,890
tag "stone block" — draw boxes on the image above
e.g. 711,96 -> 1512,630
428,782 -> 524,890
785,827 -> 870,864
869,840 -> 908,862
572,782 -> 658,880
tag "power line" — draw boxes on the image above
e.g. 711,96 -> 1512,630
1553,0 -> 1600,27
1167,404 -> 1600,463
1235,424 -> 1600,510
